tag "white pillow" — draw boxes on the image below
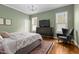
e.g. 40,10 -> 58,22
0,35 -> 4,40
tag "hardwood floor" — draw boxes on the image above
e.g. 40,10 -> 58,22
43,37 -> 79,54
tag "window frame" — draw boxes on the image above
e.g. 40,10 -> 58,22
31,17 -> 38,32
56,11 -> 68,33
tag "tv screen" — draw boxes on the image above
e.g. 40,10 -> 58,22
39,20 -> 50,27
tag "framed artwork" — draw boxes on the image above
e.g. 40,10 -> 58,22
0,17 -> 4,24
5,18 -> 12,25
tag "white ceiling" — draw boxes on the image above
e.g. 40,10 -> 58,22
4,4 -> 70,15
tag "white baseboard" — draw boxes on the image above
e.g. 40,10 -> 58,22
74,40 -> 79,48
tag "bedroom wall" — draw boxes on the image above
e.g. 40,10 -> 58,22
0,5 -> 30,33
74,4 -> 79,47
30,5 -> 74,36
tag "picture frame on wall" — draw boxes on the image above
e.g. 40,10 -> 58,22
5,18 -> 12,25
0,17 -> 4,25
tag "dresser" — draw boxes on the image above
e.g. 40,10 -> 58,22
36,27 -> 54,36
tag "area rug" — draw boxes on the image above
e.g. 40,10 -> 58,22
30,40 -> 53,54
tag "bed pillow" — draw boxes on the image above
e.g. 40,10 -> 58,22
0,32 -> 10,38
0,35 -> 4,40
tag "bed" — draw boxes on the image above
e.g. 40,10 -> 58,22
0,32 -> 42,54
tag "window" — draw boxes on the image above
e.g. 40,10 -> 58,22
56,11 -> 68,33
32,17 -> 37,32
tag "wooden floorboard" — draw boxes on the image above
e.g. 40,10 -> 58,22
43,37 -> 79,54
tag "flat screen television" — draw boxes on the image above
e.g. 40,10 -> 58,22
39,20 -> 50,27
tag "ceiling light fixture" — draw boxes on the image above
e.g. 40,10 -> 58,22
29,5 -> 38,11
31,5 -> 35,11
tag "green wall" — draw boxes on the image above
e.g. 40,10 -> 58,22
0,5 -> 30,32
0,4 -> 74,35
74,4 -> 79,47
30,5 -> 74,35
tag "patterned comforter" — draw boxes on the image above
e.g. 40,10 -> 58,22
0,32 -> 42,54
